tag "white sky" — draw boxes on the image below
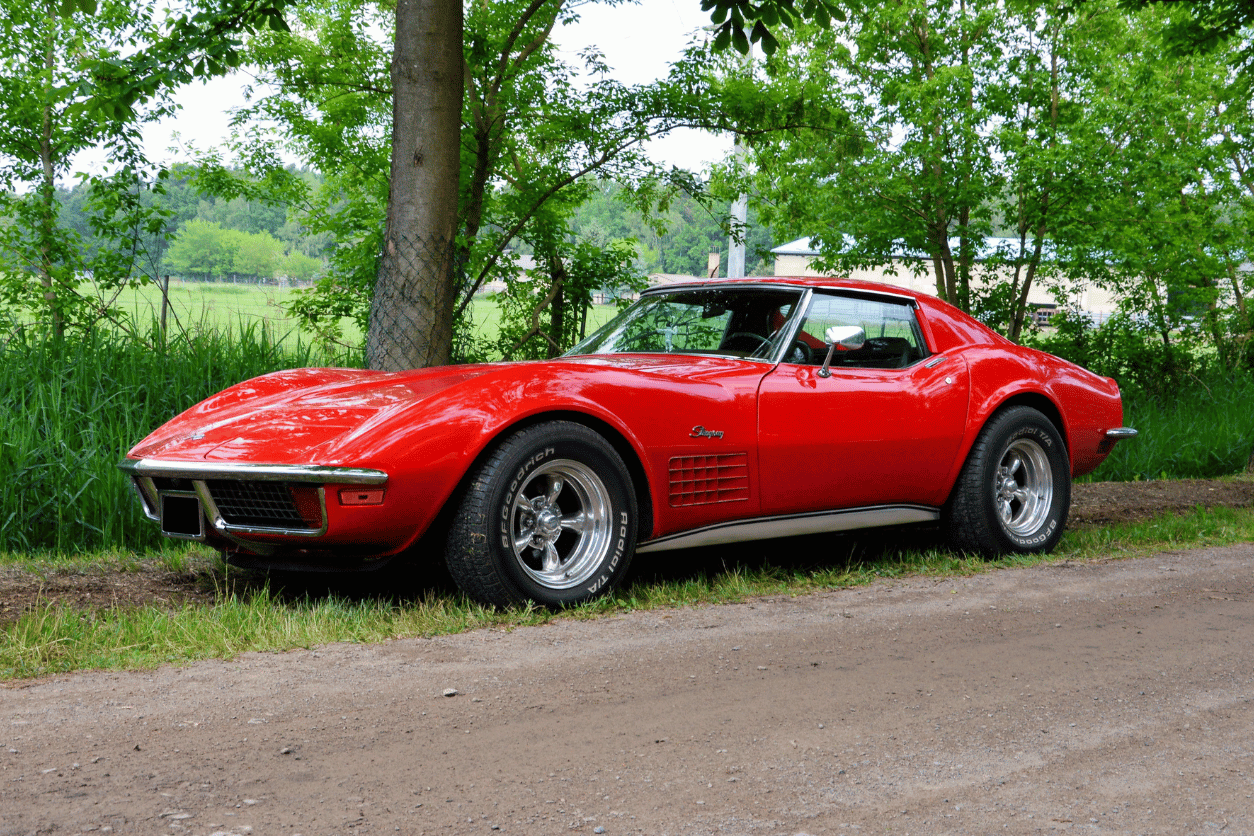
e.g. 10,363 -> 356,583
78,0 -> 731,178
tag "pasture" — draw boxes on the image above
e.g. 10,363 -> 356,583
102,279 -> 622,349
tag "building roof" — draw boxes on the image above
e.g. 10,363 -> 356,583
772,235 -> 1051,261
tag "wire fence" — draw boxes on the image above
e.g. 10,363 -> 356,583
366,230 -> 466,370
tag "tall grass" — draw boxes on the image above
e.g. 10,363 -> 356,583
4,315 -> 1253,554
1084,371 -> 1254,482
0,324 -> 351,553
0,295 -> 615,555
1026,313 -> 1254,481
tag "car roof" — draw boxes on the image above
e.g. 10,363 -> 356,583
641,276 -> 1010,351
642,276 -> 920,302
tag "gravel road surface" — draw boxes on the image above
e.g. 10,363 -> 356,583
3,544 -> 1253,835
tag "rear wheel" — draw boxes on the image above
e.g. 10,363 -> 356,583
946,406 -> 1070,555
445,421 -> 637,607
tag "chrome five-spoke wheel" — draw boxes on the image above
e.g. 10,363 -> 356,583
445,421 -> 638,608
994,438 -> 1053,538
946,405 -> 1070,555
508,459 -> 612,589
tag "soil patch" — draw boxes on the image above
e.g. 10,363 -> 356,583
1069,475 -> 1254,526
0,563 -> 217,626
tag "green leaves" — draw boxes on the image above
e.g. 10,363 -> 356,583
0,0 -> 181,336
58,0 -> 97,16
702,0 -> 839,55
731,0 -> 1253,352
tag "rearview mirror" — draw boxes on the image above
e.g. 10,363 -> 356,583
818,326 -> 866,378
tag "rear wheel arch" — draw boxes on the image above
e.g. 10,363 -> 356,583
945,403 -> 1072,555
987,392 -> 1068,460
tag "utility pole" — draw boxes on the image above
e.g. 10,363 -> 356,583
727,183 -> 747,279
727,43 -> 753,279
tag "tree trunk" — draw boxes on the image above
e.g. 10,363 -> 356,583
366,0 -> 464,371
546,251 -> 568,358
1008,243 -> 1042,343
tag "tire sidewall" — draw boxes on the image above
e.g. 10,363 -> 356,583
485,426 -> 636,606
983,413 -> 1070,553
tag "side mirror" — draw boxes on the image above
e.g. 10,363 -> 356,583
817,326 -> 866,378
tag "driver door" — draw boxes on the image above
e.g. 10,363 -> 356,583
757,292 -> 970,514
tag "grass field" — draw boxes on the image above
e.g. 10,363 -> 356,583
104,279 -> 623,354
107,279 -> 318,335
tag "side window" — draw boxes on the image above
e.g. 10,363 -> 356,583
794,293 -> 929,369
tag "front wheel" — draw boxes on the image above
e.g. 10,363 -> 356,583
445,421 -> 638,607
946,406 -> 1070,555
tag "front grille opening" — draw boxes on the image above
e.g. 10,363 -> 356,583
161,494 -> 204,538
206,480 -> 323,530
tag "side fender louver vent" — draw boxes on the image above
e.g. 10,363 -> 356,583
669,453 -> 750,507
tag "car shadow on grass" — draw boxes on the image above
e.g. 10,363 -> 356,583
212,550 -> 464,607
208,522 -> 954,611
621,523 -> 951,590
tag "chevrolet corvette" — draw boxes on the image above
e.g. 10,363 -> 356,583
120,278 -> 1136,606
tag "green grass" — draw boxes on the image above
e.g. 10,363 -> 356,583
1084,372 -> 1254,482
2,582 -> 505,677
103,280 -> 621,354
0,326 -> 349,553
3,504 -> 1253,680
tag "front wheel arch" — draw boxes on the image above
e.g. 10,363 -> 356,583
463,410 -> 655,543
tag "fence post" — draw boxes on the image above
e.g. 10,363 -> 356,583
160,274 -> 170,336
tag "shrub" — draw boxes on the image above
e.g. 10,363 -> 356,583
1026,311 -> 1202,398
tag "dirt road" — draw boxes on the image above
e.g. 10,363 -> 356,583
3,544 -> 1253,836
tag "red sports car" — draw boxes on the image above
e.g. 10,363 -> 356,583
121,278 -> 1136,606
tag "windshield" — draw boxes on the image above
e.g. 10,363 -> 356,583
566,286 -> 806,360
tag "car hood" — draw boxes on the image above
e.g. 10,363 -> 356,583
127,365 -> 495,465
128,354 -> 771,468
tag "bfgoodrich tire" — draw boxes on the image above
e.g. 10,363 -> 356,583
946,406 -> 1071,555
445,421 -> 638,608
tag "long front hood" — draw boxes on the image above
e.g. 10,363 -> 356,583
128,366 -> 492,466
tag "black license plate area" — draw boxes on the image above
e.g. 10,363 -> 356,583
161,493 -> 204,539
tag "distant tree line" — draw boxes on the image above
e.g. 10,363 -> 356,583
47,165 -> 331,285
569,182 -> 777,278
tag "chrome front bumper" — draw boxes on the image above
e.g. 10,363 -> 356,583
119,458 -> 388,546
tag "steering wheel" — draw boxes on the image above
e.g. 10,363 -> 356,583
785,339 -> 812,364
722,331 -> 772,355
